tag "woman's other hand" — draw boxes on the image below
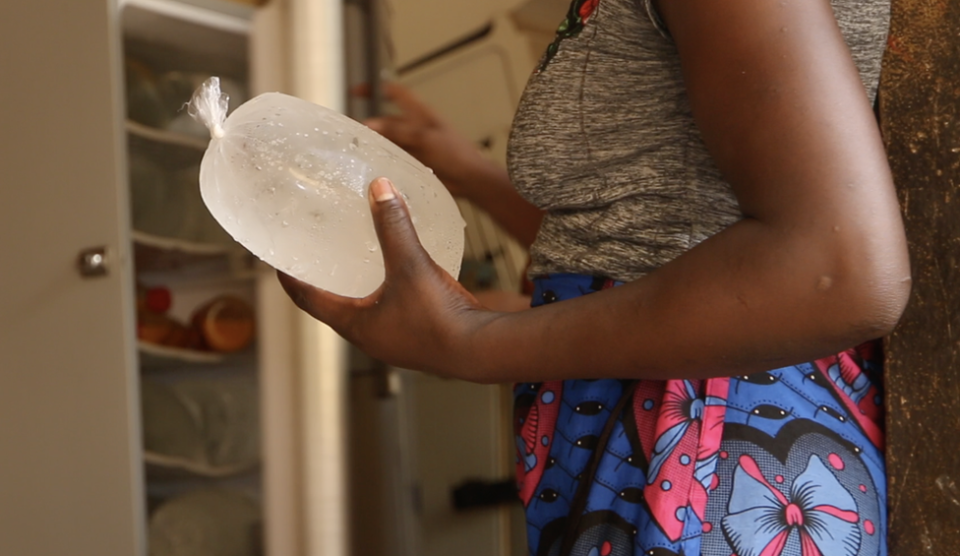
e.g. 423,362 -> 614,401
356,81 -> 544,248
356,82 -> 489,199
277,177 -> 499,378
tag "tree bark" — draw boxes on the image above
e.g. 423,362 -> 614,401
881,1 -> 960,554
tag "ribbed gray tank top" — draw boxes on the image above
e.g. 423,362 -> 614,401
507,0 -> 890,282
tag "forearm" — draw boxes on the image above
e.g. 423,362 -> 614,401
457,160 -> 543,248
461,215 -> 910,384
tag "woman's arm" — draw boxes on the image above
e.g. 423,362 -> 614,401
281,0 -> 910,383
363,83 -> 543,247
463,0 -> 910,382
448,161 -> 543,249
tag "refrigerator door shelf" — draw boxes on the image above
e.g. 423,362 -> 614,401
139,341 -> 226,367
144,451 -> 260,480
133,231 -> 246,268
127,120 -> 209,151
122,0 -> 251,84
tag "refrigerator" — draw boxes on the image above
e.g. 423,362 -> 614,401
1,0 -> 348,554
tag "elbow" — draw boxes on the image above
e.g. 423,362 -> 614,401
799,196 -> 912,342
855,273 -> 911,339
835,245 -> 912,341
880,262 -> 912,334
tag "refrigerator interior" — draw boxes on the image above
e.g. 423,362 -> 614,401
120,1 -> 267,554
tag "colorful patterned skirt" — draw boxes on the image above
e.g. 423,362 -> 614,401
515,274 -> 887,556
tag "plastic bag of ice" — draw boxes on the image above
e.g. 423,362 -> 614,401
189,77 -> 465,297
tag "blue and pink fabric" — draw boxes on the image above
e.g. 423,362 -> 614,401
515,274 -> 887,556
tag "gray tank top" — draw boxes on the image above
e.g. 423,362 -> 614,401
507,0 -> 890,282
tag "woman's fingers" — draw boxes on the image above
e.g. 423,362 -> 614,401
279,175 -> 433,322
352,81 -> 440,126
368,177 -> 432,275
381,82 -> 441,126
365,116 -> 424,149
349,82 -> 372,97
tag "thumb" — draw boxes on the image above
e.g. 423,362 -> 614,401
277,271 -> 364,325
368,177 -> 432,274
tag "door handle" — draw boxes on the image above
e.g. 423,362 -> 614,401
77,246 -> 109,278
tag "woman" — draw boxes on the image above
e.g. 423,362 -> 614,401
280,0 -> 911,554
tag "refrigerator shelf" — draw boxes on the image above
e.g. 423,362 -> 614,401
138,340 -> 225,367
133,230 -> 248,271
126,120 -> 208,151
121,0 -> 251,82
133,230 -> 231,255
144,451 -> 259,479
122,0 -> 252,38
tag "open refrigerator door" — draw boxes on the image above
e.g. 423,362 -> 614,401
120,1 -> 344,555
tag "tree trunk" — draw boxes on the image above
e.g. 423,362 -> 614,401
881,1 -> 960,554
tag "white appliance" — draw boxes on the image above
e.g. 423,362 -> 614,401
1,1 -> 348,555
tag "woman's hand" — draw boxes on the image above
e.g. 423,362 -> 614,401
357,82 -> 544,247
357,83 -> 489,199
277,177 -> 500,378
